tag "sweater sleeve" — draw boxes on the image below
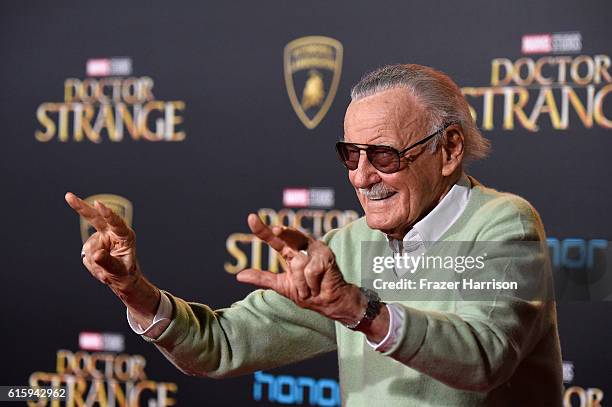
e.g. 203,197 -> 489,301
142,288 -> 337,379
380,196 -> 559,392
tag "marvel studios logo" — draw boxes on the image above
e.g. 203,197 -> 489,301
521,32 -> 582,55
86,57 -> 133,77
79,332 -> 125,352
283,188 -> 335,208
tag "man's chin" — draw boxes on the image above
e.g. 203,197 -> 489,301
364,210 -> 411,238
364,214 -> 395,234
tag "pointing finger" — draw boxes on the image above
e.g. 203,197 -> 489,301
247,214 -> 313,255
274,227 -> 311,252
95,201 -> 132,238
247,214 -> 287,253
65,192 -> 107,232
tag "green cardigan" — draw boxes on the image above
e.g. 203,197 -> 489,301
146,179 -> 563,406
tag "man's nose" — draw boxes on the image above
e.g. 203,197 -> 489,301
350,152 -> 381,188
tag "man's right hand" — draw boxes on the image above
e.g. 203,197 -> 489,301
65,192 -> 161,327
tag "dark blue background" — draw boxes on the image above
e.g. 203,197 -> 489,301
1,0 -> 610,405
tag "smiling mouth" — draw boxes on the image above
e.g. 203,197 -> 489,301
368,191 -> 397,201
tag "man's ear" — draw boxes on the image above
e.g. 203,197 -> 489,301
441,126 -> 465,176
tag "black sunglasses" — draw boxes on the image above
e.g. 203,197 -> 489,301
335,122 -> 457,174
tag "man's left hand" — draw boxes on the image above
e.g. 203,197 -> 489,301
237,214 -> 366,326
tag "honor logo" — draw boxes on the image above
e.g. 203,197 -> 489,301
253,371 -> 340,406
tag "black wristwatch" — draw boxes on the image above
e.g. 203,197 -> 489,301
345,287 -> 383,330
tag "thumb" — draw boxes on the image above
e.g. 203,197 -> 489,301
236,268 -> 279,290
93,249 -> 127,275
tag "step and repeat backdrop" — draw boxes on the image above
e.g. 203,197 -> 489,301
1,0 -> 610,406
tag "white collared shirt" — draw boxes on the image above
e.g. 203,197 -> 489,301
368,174 -> 471,351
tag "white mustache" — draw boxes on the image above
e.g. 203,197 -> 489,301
358,183 -> 395,200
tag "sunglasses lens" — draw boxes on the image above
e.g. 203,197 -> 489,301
336,143 -> 360,170
369,146 -> 398,173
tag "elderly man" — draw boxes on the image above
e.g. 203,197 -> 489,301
66,64 -> 563,406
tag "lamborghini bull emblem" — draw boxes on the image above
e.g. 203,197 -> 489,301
80,194 -> 133,243
284,36 -> 343,130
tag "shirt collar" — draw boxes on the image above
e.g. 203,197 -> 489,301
387,174 -> 471,252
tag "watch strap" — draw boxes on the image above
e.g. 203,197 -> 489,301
345,287 -> 382,330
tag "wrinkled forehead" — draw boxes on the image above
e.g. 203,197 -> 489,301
343,88 -> 429,147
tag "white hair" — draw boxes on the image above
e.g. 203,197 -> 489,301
350,64 -> 490,162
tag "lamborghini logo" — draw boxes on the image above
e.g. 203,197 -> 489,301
284,36 -> 343,130
80,194 -> 133,243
